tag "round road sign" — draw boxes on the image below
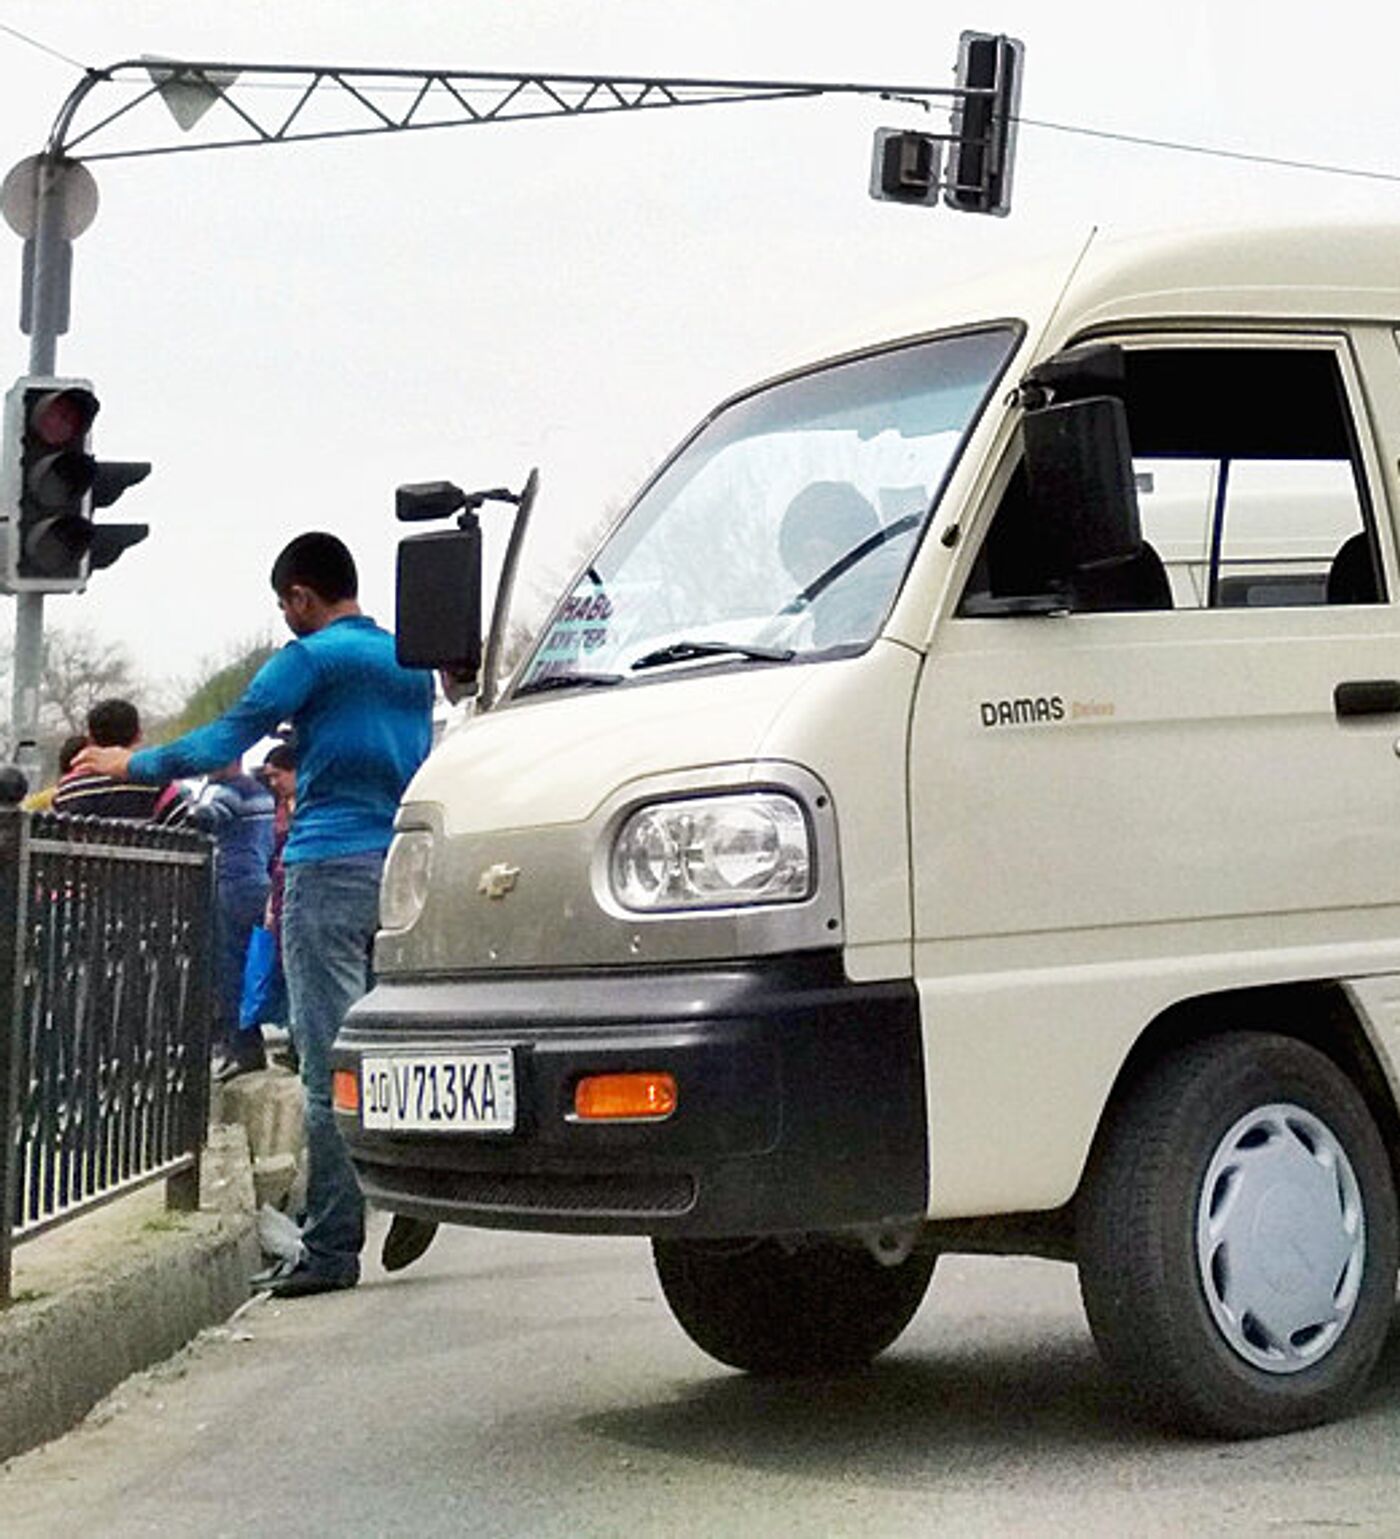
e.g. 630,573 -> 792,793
1,155 -> 99,240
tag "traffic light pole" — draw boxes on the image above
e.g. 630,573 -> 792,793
9,155 -> 72,781
6,155 -> 78,779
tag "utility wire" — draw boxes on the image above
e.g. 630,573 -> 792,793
0,17 -> 88,72
1018,113 -> 1400,188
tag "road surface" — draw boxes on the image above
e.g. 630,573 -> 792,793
5,1216 -> 1400,1536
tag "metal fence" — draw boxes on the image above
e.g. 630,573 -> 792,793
0,808 -> 215,1305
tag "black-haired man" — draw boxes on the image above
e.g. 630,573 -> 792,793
54,698 -> 188,823
75,532 -> 434,1296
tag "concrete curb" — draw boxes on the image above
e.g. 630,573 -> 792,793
215,1065 -> 306,1209
0,1123 -> 260,1464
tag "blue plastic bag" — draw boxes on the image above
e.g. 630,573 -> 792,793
239,924 -> 287,1028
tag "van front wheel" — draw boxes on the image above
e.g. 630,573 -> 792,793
1078,1032 -> 1398,1437
653,1235 -> 936,1374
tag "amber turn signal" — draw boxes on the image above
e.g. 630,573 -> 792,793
332,1068 -> 360,1114
574,1071 -> 677,1121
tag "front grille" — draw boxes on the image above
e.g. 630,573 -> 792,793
359,1160 -> 696,1218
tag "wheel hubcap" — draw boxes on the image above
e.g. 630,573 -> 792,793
1196,1102 -> 1365,1374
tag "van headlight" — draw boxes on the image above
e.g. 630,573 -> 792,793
381,830 -> 434,930
610,793 -> 812,912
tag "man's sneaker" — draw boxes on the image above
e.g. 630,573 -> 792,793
381,1215 -> 439,1273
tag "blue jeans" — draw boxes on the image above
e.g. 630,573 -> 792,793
283,852 -> 383,1282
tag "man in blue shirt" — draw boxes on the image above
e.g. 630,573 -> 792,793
75,532 -> 433,1296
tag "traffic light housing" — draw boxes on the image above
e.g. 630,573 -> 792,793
1,375 -> 150,590
869,128 -> 943,207
944,31 -> 1023,217
0,375 -> 150,592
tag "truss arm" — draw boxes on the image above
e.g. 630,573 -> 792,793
43,60 -> 975,164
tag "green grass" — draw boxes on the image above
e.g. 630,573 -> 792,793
141,1213 -> 190,1234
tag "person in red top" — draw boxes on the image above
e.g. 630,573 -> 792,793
254,739 -> 298,1071
261,740 -> 296,939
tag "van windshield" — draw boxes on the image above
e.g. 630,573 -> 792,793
518,326 -> 1018,693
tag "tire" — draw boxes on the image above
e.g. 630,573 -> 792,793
653,1234 -> 936,1375
1078,1031 -> 1399,1437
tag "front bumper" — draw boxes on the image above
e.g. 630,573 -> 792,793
334,953 -> 927,1238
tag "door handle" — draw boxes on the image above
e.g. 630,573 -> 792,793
1334,679 -> 1400,719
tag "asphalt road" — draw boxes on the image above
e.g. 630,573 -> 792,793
5,1215 -> 1400,1537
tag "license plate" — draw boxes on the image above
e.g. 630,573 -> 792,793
360,1051 -> 516,1133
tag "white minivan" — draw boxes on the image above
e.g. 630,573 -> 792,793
335,223 -> 1400,1437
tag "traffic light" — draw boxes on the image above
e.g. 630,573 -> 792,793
0,375 -> 150,593
944,32 -> 1024,217
869,128 -> 943,207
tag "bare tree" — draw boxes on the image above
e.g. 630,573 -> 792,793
37,626 -> 142,737
0,622 -> 148,781
0,622 -> 142,734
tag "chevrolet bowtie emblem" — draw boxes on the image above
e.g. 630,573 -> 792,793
478,862 -> 520,899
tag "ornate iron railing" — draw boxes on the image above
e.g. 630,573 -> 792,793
0,808 -> 215,1304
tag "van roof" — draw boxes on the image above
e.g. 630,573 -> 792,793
765,223 -> 1400,390
1058,221 -> 1400,337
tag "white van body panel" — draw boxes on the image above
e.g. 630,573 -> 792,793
754,641 -> 921,981
394,644 -> 920,977
921,945 -> 1400,1219
913,601 -> 1400,1214
405,664 -> 805,835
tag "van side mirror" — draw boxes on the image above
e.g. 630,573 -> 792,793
1022,395 -> 1142,572
1022,341 -> 1126,403
396,522 -> 483,677
393,473 -> 536,693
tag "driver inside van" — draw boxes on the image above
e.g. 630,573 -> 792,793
778,480 -> 896,648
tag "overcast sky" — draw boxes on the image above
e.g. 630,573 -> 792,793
2,0 -> 1400,715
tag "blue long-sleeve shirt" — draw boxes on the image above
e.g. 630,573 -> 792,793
131,615 -> 433,865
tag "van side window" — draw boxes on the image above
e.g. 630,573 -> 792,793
960,346 -> 1383,615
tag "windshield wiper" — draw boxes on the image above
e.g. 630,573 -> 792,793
781,511 -> 923,615
630,640 -> 796,673
514,670 -> 623,697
